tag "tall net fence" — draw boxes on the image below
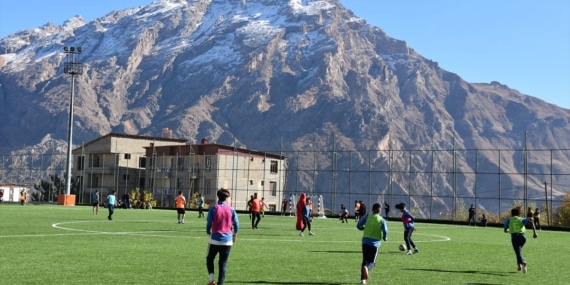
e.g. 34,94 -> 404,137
1,148 -> 569,227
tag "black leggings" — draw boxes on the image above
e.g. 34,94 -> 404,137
404,227 -> 416,250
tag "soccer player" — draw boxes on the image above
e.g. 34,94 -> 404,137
20,189 -> 27,205
533,208 -> 541,230
299,197 -> 314,236
107,191 -> 117,220
250,193 -> 261,229
92,190 -> 100,215
504,206 -> 537,273
395,202 -> 419,255
198,194 -> 205,218
357,203 -> 388,285
468,204 -> 476,226
338,204 -> 349,223
206,188 -> 239,285
175,191 -> 186,224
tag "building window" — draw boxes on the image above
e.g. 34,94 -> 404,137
178,157 -> 185,171
205,157 -> 212,172
77,156 -> 84,171
177,178 -> 183,190
270,161 -> 278,173
205,179 -> 212,195
124,153 -> 131,160
123,174 -> 130,181
139,157 -> 146,168
270,181 -> 276,196
91,154 -> 101,167
261,181 -> 264,186
91,175 -> 100,188
139,177 -> 145,188
250,180 -> 253,185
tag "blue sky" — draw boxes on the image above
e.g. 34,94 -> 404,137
0,0 -> 568,109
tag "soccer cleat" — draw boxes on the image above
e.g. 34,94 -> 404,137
414,248 -> 420,254
522,262 -> 527,274
517,264 -> 522,271
362,265 -> 369,281
309,231 -> 315,235
361,280 -> 366,285
207,281 -> 216,285
406,250 -> 413,255
299,232 -> 304,236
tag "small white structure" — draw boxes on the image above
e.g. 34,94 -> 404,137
0,184 -> 29,203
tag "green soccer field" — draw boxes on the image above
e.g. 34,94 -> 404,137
1,204 -> 568,285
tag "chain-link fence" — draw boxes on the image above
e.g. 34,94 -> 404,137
1,148 -> 569,227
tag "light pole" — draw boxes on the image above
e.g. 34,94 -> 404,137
63,46 -> 83,197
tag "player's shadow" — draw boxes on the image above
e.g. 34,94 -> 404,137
228,281 -> 342,285
404,268 -> 510,277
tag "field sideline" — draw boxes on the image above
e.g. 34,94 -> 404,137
1,204 -> 568,285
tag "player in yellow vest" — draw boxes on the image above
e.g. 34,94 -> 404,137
175,191 -> 186,224
503,206 -> 537,273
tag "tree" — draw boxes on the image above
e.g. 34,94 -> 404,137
33,174 -> 65,202
553,194 -> 570,227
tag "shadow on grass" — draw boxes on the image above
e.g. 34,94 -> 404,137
228,281 -> 342,285
403,268 -> 511,277
308,250 -> 359,254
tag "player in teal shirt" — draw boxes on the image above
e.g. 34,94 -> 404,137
503,206 -> 537,273
107,191 -> 117,221
356,203 -> 388,285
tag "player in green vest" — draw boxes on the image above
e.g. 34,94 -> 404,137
356,203 -> 388,285
503,206 -> 538,273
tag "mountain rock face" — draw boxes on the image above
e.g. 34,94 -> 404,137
1,0 -> 569,214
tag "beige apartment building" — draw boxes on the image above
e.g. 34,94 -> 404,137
144,140 -> 287,211
72,133 -> 287,211
72,133 -> 187,203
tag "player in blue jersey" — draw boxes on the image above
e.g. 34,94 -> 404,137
504,206 -> 537,273
356,203 -> 388,285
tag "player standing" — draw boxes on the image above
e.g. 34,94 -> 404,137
92,190 -> 100,215
175,191 -> 186,224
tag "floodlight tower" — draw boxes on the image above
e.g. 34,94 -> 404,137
63,46 -> 83,195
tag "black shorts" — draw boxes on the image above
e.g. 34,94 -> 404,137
177,208 -> 186,214
92,202 -> 99,207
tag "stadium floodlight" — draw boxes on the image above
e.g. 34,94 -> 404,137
62,46 -> 84,196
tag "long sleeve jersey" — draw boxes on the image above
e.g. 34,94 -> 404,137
206,202 -> 239,246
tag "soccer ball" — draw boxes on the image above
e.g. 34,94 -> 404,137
399,244 -> 407,251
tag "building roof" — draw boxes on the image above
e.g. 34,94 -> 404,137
145,143 -> 287,160
73,133 -> 188,151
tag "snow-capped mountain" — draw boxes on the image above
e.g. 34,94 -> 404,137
1,0 -> 569,212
